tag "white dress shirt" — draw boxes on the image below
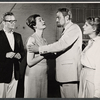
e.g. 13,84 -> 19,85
4,29 -> 14,51
4,29 -> 15,79
81,36 -> 100,97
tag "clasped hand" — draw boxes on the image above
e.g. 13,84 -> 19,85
6,52 -> 21,59
14,53 -> 21,59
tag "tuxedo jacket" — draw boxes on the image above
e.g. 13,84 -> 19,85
39,22 -> 82,82
0,30 -> 25,83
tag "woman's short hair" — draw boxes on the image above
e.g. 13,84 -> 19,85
26,14 -> 40,31
86,17 -> 100,35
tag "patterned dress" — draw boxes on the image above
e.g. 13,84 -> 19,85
24,33 -> 47,98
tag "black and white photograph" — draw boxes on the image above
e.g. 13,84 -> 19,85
0,2 -> 100,98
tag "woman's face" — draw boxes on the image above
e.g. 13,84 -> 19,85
35,17 -> 46,30
83,21 -> 94,35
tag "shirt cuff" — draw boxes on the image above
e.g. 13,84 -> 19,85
39,46 -> 48,54
39,46 -> 42,54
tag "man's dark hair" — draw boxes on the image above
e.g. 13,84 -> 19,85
2,12 -> 14,21
57,8 -> 72,19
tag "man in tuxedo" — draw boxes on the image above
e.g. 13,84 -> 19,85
27,8 -> 82,98
0,12 -> 25,98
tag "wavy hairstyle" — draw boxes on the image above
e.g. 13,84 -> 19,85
86,17 -> 100,35
26,14 -> 40,32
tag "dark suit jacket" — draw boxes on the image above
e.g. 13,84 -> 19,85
0,30 -> 25,83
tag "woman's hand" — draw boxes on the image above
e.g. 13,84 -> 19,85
27,44 -> 39,53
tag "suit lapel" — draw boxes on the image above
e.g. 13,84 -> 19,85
61,23 -> 74,37
2,30 -> 12,51
13,32 -> 17,52
13,32 -> 20,52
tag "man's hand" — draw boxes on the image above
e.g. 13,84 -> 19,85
14,53 -> 21,59
6,52 -> 16,58
27,45 -> 39,53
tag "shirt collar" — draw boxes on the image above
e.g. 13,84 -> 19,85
60,21 -> 73,36
91,35 -> 100,42
3,28 -> 13,34
64,21 -> 73,31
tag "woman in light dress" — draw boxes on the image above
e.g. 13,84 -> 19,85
24,14 -> 47,98
78,17 -> 100,98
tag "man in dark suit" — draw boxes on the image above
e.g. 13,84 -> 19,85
0,12 -> 25,98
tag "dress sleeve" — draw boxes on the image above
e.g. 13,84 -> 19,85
26,36 -> 36,49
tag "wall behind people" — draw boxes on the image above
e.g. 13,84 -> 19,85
0,3 -> 72,83
0,3 -> 100,97
0,3 -> 71,47
0,3 -> 100,46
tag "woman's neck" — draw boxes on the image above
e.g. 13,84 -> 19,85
35,29 -> 43,38
89,32 -> 97,39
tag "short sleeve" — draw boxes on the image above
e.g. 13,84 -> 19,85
26,36 -> 36,48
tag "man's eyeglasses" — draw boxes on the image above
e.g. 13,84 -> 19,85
4,20 -> 17,23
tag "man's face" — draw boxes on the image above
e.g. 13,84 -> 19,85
3,15 -> 16,30
56,12 -> 65,27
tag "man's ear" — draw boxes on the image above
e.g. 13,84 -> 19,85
2,21 -> 5,26
2,21 -> 4,24
65,15 -> 69,22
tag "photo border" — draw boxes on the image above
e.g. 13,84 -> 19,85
0,1 -> 99,100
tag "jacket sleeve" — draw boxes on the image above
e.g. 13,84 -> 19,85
0,49 -> 6,62
39,24 -> 81,54
0,35 -> 6,62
